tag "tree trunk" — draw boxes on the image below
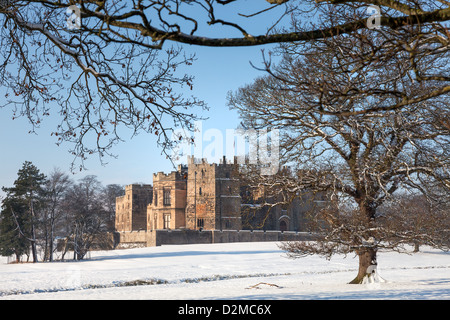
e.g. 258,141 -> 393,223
413,241 -> 420,253
30,224 -> 38,263
48,230 -> 53,262
29,197 -> 38,263
349,247 -> 384,284
349,200 -> 386,284
61,238 -> 68,261
48,217 -> 55,262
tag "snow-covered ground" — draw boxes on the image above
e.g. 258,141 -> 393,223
0,242 -> 449,300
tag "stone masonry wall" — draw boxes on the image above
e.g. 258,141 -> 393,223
148,168 -> 187,230
112,229 -> 316,248
148,229 -> 316,246
115,184 -> 152,232
185,156 -> 242,230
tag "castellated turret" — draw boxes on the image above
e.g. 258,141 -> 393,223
115,155 -> 314,239
115,184 -> 153,232
147,165 -> 188,230
185,156 -> 242,231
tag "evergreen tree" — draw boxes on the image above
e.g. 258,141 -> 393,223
2,161 -> 47,262
0,195 -> 30,262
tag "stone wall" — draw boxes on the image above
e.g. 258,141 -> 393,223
112,230 -> 148,248
115,184 -> 152,232
185,156 -> 242,230
151,229 -> 315,246
113,229 -> 316,248
148,167 -> 188,230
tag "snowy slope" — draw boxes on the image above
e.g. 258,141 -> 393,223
0,242 -> 449,300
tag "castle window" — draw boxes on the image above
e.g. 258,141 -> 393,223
164,214 -> 171,229
154,189 -> 158,206
197,218 -> 205,229
163,188 -> 171,205
199,187 -> 202,196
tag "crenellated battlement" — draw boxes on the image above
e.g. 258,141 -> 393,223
187,155 -> 237,167
116,154 -> 312,240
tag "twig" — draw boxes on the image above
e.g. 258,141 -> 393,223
246,282 -> 282,289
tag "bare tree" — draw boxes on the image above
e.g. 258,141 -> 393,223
63,175 -> 109,260
0,0 -> 207,171
102,183 -> 124,232
379,192 -> 449,253
42,168 -> 72,261
228,10 -> 450,283
2,1 -> 449,47
1,1 -> 450,168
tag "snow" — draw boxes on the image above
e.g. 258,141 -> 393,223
0,241 -> 449,300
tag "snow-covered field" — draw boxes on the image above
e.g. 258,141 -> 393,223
0,241 -> 449,300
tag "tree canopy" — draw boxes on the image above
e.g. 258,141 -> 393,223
228,6 -> 450,283
1,1 -> 450,168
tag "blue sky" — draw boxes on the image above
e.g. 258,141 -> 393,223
0,3 -> 286,198
0,45 -> 270,193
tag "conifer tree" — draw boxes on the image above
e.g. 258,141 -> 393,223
2,161 -> 47,262
0,195 -> 30,263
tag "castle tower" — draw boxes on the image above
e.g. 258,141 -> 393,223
147,165 -> 188,230
115,184 -> 153,232
185,156 -> 241,230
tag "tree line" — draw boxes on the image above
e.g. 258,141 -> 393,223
0,161 -> 124,262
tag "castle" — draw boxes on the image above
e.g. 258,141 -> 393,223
114,156 -> 319,247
